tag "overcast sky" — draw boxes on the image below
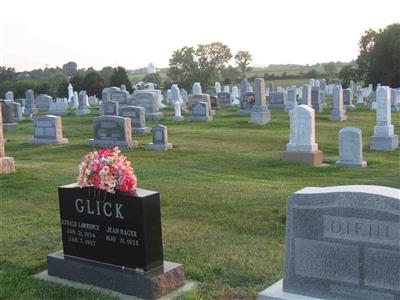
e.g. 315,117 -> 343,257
1,0 -> 399,71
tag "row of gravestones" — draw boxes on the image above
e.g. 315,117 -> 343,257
283,85 -> 398,168
25,114 -> 173,151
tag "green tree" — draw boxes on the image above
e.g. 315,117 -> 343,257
100,66 -> 114,85
356,23 -> 400,87
306,69 -> 319,79
338,65 -> 359,88
82,71 -> 105,96
36,82 -> 51,94
322,62 -> 337,75
167,42 -> 232,89
62,61 -> 78,76
110,66 -> 131,92
142,73 -> 161,86
196,42 -> 232,85
70,73 -> 84,92
221,65 -> 241,84
167,46 -> 198,89
0,67 -> 17,82
234,51 -> 252,75
56,79 -> 69,98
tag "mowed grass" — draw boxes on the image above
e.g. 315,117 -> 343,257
1,104 -> 399,299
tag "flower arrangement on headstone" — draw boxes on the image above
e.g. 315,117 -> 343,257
45,147 -> 185,299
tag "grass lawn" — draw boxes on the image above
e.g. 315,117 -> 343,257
1,104 -> 399,299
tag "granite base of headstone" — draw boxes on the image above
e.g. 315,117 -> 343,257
75,108 -> 91,116
2,123 -> 18,132
250,107 -> 271,125
282,150 -> 323,166
258,185 -> 400,300
370,134 -> 399,151
173,116 -> 185,122
145,112 -> 163,121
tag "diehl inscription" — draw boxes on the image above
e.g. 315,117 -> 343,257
323,215 -> 399,246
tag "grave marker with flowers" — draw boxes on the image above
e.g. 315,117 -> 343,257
46,147 -> 185,299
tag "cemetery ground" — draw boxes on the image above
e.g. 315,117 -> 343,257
1,105 -> 399,299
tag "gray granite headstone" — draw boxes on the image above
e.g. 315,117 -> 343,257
217,92 -> 231,106
330,86 -> 347,121
251,78 -> 271,124
188,94 -> 214,115
30,115 -> 68,144
285,87 -> 297,112
191,102 -> 212,122
146,125 -> 172,151
311,87 -> 322,113
35,94 -> 52,112
12,102 -> 23,122
192,82 -> 202,95
87,116 -> 138,149
24,89 -> 38,116
336,127 -> 367,168
237,92 -> 256,115
75,91 -> 91,116
119,106 -> 150,134
102,101 -> 119,116
110,90 -> 129,105
269,92 -> 285,109
0,100 -> 17,131
205,87 -> 216,97
343,88 -> 355,111
128,92 -> 163,120
259,185 -> 400,300
301,85 -> 311,106
391,89 -> 399,112
370,86 -> 399,151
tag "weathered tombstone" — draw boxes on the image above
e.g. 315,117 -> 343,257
336,127 -> 367,168
173,100 -> 184,122
240,77 -> 250,99
343,88 -> 355,111
102,101 -> 119,116
269,92 -> 285,109
12,102 -> 23,122
110,89 -> 129,105
224,85 -> 230,93
180,89 -> 188,103
0,100 -> 18,131
300,85 -> 311,106
35,94 -> 52,112
356,87 -> 365,107
0,110 -> 15,174
191,101 -> 213,122
210,96 -> 219,110
101,87 -> 121,102
370,86 -> 399,151
88,96 -> 99,106
75,91 -> 91,116
87,116 -> 138,148
146,125 -> 172,151
49,98 -> 68,116
205,87 -> 216,97
24,89 -> 38,116
72,91 -> 79,109
171,84 -> 184,110
5,91 -> 14,101
217,92 -> 231,106
285,87 -> 297,112
231,86 -> 239,104
30,115 -> 68,144
128,92 -> 163,120
311,87 -> 323,113
330,85 -> 347,121
283,105 -> 323,166
237,92 -> 256,115
258,185 -> 399,300
192,82 -> 202,95
215,82 -> 221,93
251,78 -> 271,125
119,106 -> 150,134
268,82 -> 274,93
391,88 -> 399,112
188,94 -> 214,115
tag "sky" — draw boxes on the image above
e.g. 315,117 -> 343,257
1,0 -> 399,71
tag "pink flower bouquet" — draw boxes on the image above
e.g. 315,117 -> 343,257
77,147 -> 137,193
